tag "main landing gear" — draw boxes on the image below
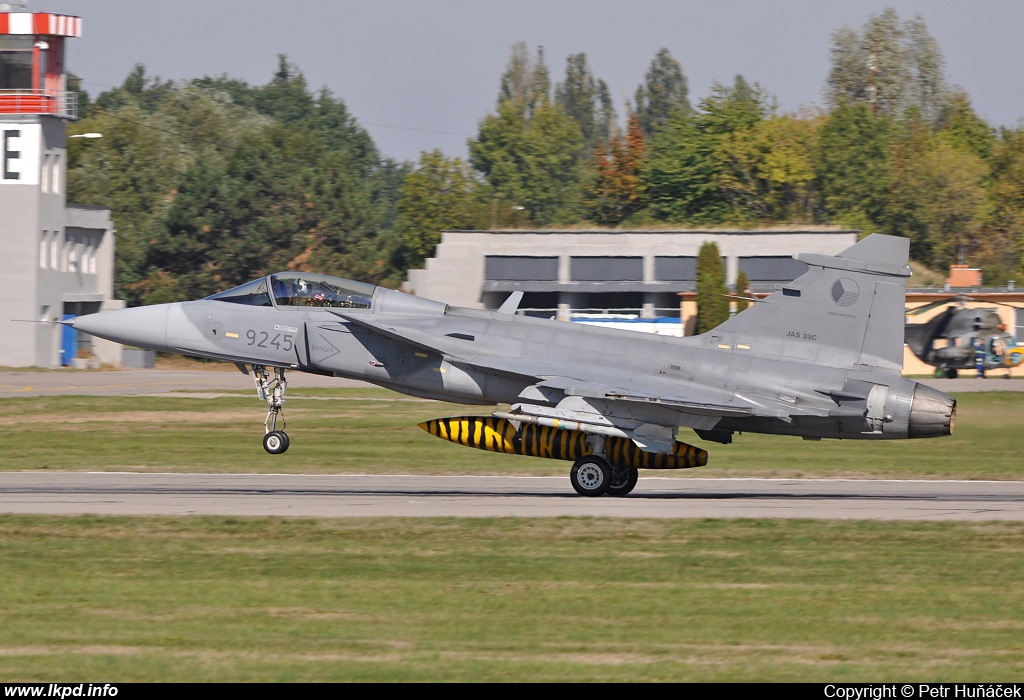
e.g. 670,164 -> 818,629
253,365 -> 289,454
569,454 -> 639,497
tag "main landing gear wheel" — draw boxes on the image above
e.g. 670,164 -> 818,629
263,430 -> 289,454
606,465 -> 639,496
570,456 -> 612,497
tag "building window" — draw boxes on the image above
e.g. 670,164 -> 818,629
0,36 -> 34,90
485,256 -> 559,281
738,256 -> 809,282
41,154 -> 50,193
40,305 -> 49,322
87,235 -> 97,274
570,256 -> 643,282
50,237 -> 58,270
654,256 -> 697,281
40,230 -> 47,268
51,153 -> 61,194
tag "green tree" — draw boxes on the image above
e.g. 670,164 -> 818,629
555,53 -> 616,151
642,110 -> 721,223
937,90 -> 996,161
642,76 -> 776,224
696,242 -> 729,333
95,64 -> 175,114
814,103 -> 892,232
253,54 -> 315,125
908,141 -> 988,268
697,76 -> 777,221
879,112 -> 932,259
826,9 -> 949,123
470,95 -> 584,225
976,127 -> 1024,281
66,102 -> 190,302
399,150 -> 484,267
498,42 -> 551,120
69,59 -> 407,304
634,48 -> 689,136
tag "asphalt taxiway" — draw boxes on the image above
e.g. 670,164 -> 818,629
2,473 -> 1022,521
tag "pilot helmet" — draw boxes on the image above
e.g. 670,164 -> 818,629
295,278 -> 310,295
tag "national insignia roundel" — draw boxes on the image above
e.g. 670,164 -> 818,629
830,278 -> 860,307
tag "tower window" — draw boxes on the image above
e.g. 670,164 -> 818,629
0,37 -> 33,91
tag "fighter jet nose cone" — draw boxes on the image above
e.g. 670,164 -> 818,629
72,304 -> 171,351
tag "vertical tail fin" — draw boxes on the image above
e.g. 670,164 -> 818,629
715,234 -> 911,371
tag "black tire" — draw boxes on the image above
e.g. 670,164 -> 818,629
606,465 -> 639,496
263,430 -> 289,454
570,456 -> 612,497
946,368 -> 959,379
280,432 -> 291,451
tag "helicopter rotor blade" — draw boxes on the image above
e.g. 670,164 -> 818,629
906,296 -> 959,316
977,298 -> 1024,311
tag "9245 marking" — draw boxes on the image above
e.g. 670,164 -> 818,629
246,330 -> 294,352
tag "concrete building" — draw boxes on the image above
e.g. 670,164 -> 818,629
0,9 -> 122,367
404,228 -> 860,327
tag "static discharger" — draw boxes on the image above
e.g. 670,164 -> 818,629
418,416 -> 708,470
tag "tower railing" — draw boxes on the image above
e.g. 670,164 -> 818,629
0,89 -> 78,119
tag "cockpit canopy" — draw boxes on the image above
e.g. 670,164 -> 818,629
207,273 -> 376,309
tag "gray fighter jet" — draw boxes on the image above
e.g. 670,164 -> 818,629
70,233 -> 955,496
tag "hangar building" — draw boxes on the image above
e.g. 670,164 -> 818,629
404,227 -> 860,327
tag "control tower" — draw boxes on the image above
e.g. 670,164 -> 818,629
0,5 -> 122,367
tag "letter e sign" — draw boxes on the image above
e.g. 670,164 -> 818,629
1,124 -> 40,185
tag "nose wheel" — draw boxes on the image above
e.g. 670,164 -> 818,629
253,365 -> 290,454
263,430 -> 290,454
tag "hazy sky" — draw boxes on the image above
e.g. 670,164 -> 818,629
27,0 -> 1024,163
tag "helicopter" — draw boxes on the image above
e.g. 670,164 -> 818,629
904,295 -> 1023,378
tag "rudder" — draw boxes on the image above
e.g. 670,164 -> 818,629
714,234 -> 911,371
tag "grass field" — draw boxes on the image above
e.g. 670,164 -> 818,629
1,390 -> 1022,479
1,516 -> 1022,681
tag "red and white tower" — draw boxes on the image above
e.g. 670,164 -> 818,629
0,8 -> 81,119
1,4 -> 121,368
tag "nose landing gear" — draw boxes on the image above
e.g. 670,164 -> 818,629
253,365 -> 289,454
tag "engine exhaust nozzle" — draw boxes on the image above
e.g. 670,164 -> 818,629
908,383 -> 956,438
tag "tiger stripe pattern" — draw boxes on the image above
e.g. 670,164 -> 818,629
418,417 -> 708,469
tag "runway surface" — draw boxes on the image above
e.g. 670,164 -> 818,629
2,473 -> 1023,521
0,369 -> 1020,398
0,369 -> 369,398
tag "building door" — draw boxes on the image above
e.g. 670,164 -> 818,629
61,314 -> 76,366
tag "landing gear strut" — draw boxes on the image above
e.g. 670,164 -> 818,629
253,365 -> 289,454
